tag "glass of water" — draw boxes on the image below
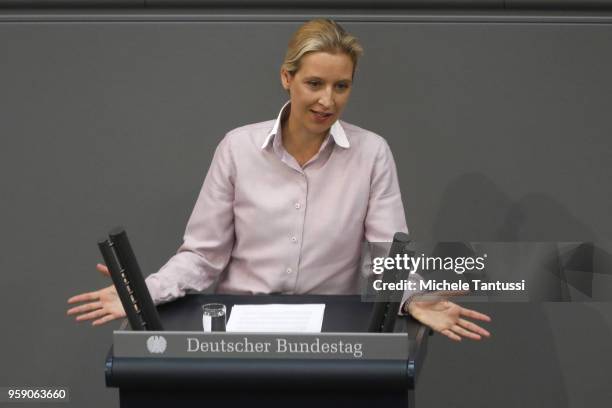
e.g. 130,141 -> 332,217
202,303 -> 226,332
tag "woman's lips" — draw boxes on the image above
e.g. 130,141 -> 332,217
310,110 -> 333,123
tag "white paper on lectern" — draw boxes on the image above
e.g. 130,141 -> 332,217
226,304 -> 325,333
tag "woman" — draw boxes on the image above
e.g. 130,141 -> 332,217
67,19 -> 490,342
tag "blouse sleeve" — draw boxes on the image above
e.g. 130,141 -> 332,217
363,139 -> 423,315
145,135 -> 236,304
364,139 -> 408,241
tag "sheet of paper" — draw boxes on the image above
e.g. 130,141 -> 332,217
226,304 -> 325,333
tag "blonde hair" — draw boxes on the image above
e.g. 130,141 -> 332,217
281,19 -> 364,77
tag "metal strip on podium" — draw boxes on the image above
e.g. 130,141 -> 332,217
108,331 -> 411,390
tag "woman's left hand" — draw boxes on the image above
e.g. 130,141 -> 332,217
407,292 -> 492,341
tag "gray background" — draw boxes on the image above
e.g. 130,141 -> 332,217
0,9 -> 611,408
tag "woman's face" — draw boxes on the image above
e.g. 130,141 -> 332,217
281,51 -> 354,137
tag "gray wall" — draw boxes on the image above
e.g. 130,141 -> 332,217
0,10 -> 611,408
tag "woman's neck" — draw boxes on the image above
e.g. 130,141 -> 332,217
281,114 -> 329,167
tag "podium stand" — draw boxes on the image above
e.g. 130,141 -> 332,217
105,294 -> 430,408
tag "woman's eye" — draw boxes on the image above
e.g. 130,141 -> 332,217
307,81 -> 321,87
336,83 -> 349,90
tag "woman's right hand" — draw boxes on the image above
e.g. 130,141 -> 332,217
66,264 -> 126,326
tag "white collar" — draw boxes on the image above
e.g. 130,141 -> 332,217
261,101 -> 350,149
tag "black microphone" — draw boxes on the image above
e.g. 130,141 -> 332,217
367,232 -> 410,333
98,227 -> 164,331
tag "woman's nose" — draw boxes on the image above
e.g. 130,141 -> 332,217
318,88 -> 334,108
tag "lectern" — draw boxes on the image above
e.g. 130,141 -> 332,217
105,294 -> 430,408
